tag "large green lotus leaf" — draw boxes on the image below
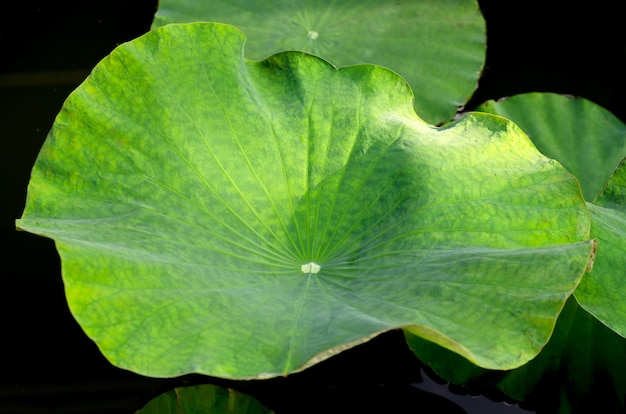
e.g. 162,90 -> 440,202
406,296 -> 626,412
135,383 -> 273,414
477,93 -> 626,336
16,23 -> 594,379
477,92 -> 626,201
151,0 -> 486,126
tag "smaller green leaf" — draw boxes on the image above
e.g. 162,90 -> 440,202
477,93 -> 626,201
135,384 -> 273,414
151,0 -> 486,125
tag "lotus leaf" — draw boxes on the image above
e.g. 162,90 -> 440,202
17,23 -> 594,379
151,0 -> 486,125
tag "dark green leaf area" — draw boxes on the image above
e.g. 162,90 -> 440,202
17,23 -> 592,378
406,297 -> 626,413
592,158 -> 626,210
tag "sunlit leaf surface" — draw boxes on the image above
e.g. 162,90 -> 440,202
477,93 -> 626,201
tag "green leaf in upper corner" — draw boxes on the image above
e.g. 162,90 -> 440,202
135,384 -> 273,414
476,92 -> 626,201
16,23 -> 593,379
151,0 -> 486,126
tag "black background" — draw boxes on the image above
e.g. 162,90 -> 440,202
2,1 -> 625,413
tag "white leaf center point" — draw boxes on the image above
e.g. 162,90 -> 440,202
307,30 -> 319,40
301,262 -> 321,274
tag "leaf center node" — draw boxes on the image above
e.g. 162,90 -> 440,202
301,262 -> 321,274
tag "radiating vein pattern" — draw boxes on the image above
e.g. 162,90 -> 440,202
16,23 -> 593,379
